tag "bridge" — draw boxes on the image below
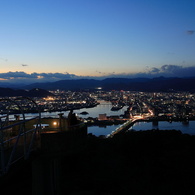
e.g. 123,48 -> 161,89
107,118 -> 137,138
107,113 -> 154,138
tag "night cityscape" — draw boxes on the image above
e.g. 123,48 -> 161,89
1,88 -> 195,194
2,89 -> 194,120
1,0 -> 195,194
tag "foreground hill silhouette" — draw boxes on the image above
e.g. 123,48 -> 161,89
1,129 -> 195,194
0,87 -> 53,97
58,130 -> 195,195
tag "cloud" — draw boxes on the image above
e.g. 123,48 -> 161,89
0,71 -> 82,84
95,70 -> 107,75
158,64 -> 182,74
95,70 -> 101,74
0,71 -> 34,79
101,65 -> 195,79
0,57 -> 8,61
0,65 -> 195,85
149,67 -> 160,74
140,65 -> 195,78
186,30 -> 195,35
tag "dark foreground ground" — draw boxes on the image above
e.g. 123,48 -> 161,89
1,129 -> 195,195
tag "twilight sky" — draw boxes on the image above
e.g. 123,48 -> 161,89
0,0 -> 195,83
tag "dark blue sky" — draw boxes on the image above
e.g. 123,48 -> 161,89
0,0 -> 195,83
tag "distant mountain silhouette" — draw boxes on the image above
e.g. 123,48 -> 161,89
0,88 -> 53,97
0,77 -> 194,92
0,82 -> 26,89
22,77 -> 195,92
23,79 -> 101,91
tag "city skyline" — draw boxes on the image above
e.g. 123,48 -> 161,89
0,0 -> 195,83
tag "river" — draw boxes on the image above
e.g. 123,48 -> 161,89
88,121 -> 195,137
3,100 -> 195,136
17,100 -> 128,118
130,120 -> 195,136
77,101 -> 195,136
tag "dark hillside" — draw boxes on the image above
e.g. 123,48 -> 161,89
0,87 -> 53,97
1,130 -> 195,195
59,130 -> 195,194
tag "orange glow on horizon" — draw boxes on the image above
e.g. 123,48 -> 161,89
0,78 -> 8,81
37,76 -> 44,79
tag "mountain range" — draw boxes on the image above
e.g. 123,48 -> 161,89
24,77 -> 195,92
0,88 -> 53,97
0,77 -> 194,96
